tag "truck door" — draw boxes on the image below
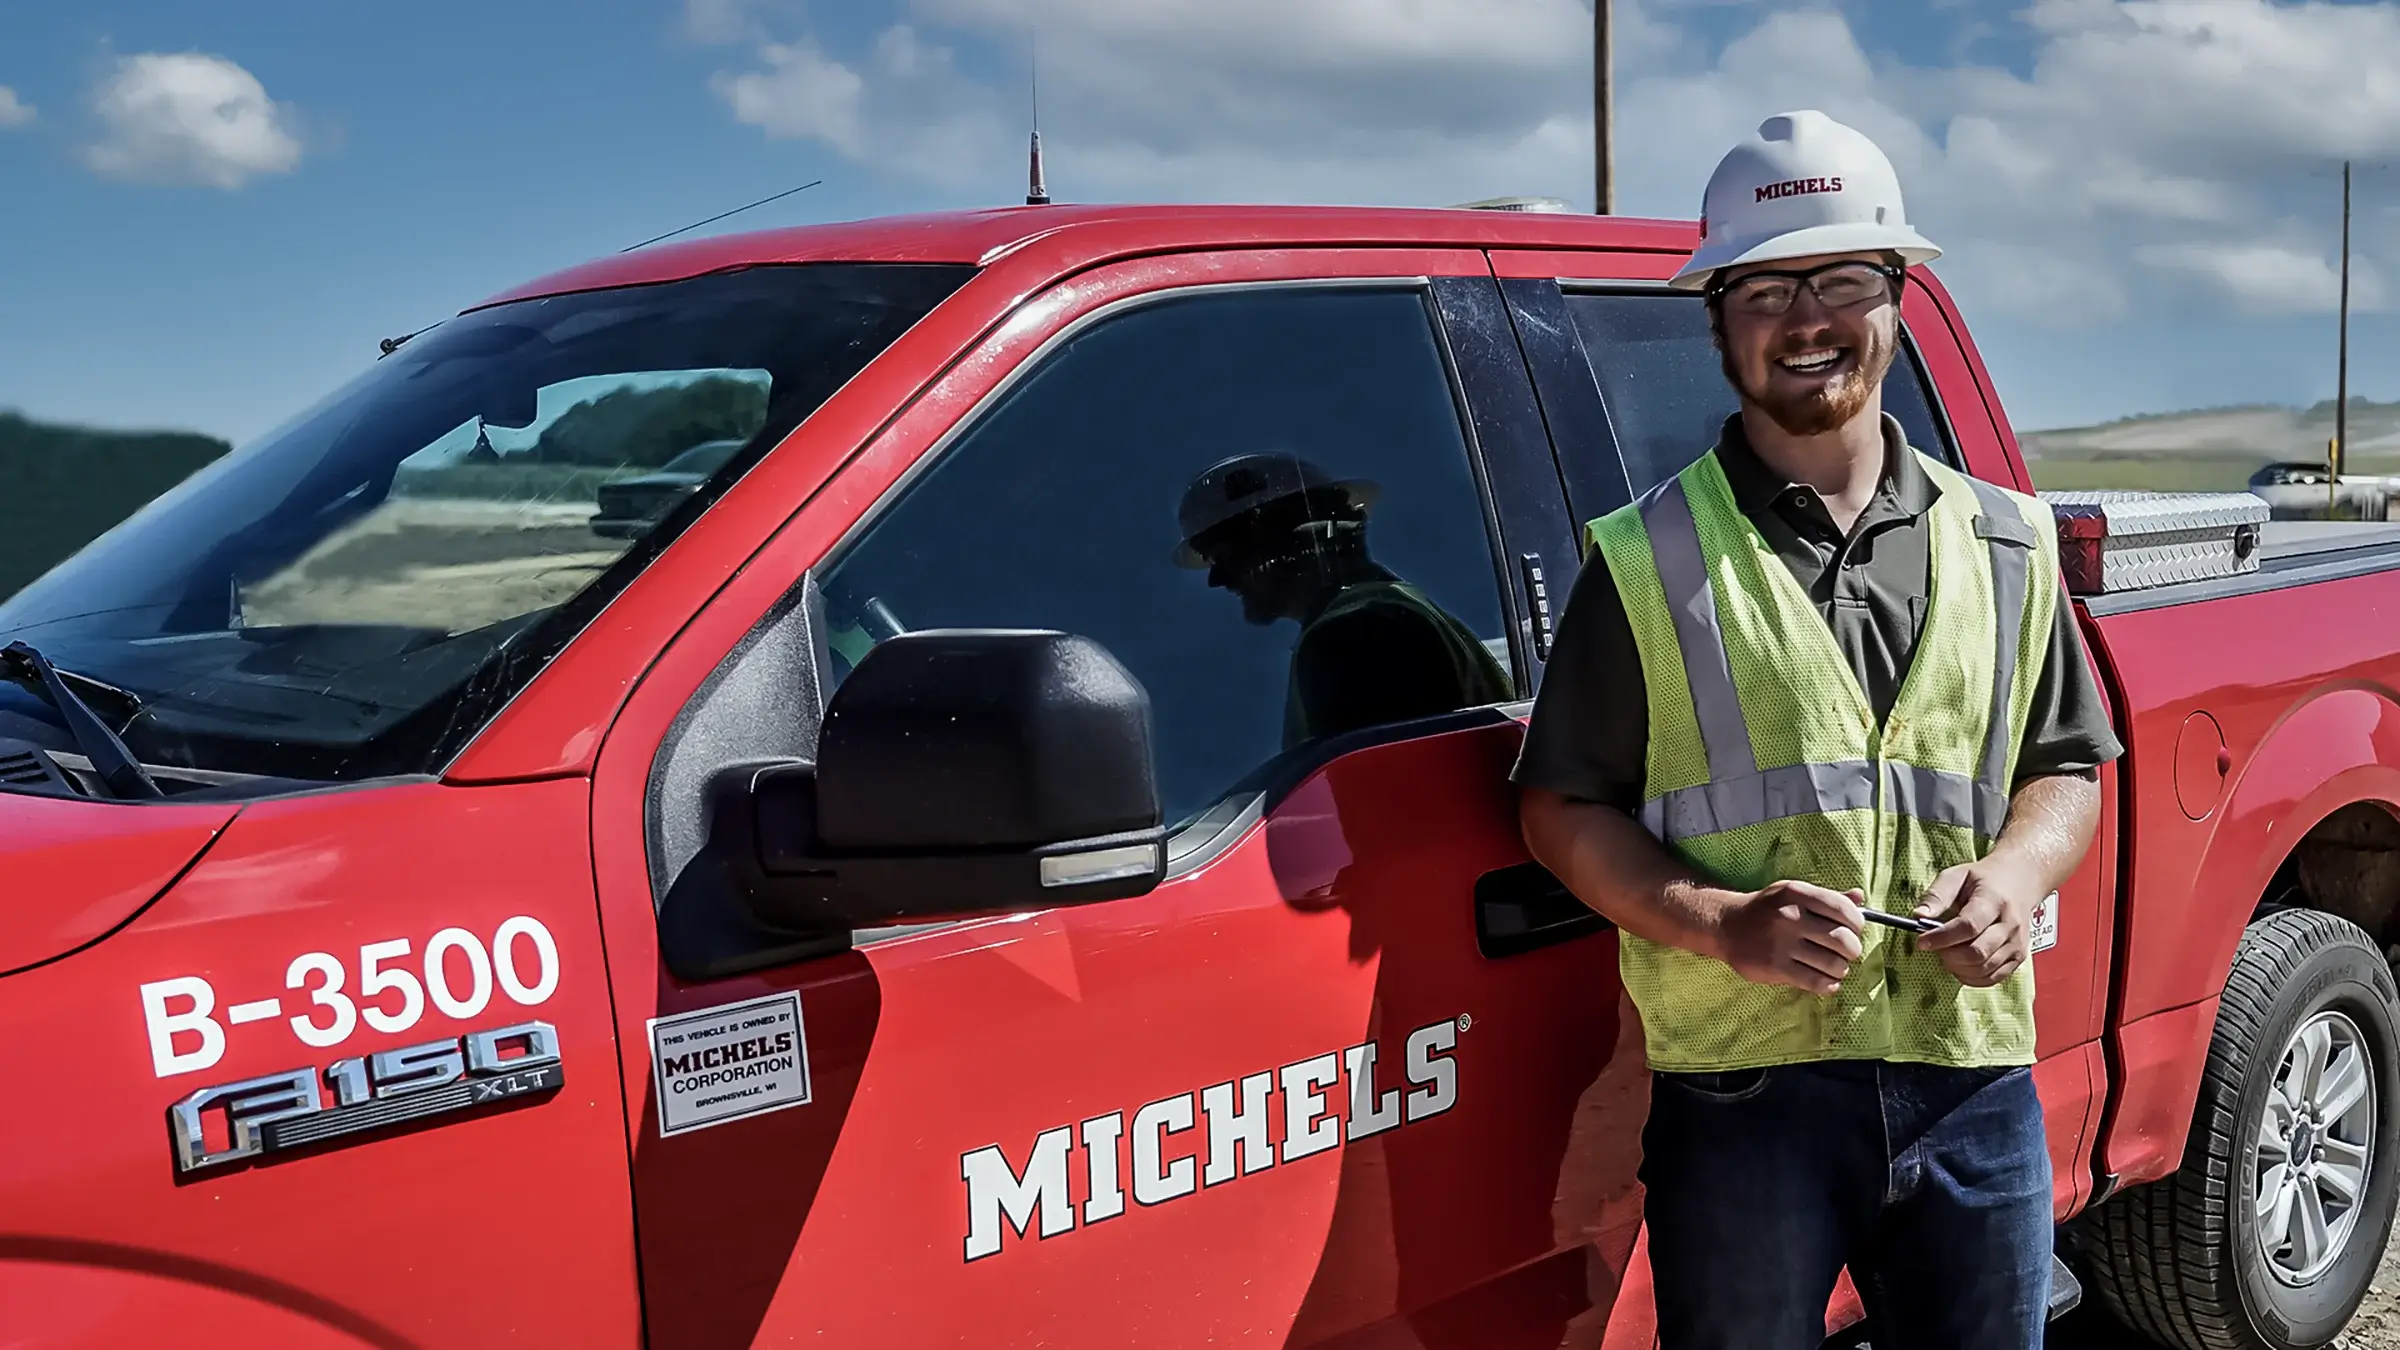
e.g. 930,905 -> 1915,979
586,250 -> 1654,1347
1490,248 -> 2111,1225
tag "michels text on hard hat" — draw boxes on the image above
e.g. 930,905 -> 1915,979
1756,176 -> 1844,203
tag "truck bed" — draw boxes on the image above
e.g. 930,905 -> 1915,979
2081,520 -> 2400,615
2260,520 -> 2400,556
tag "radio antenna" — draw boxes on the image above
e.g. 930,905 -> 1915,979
621,178 -> 826,253
1025,37 -> 1050,206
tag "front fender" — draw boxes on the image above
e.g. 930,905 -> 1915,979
0,1246 -> 402,1349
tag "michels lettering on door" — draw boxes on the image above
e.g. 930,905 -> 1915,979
960,1014 -> 1466,1263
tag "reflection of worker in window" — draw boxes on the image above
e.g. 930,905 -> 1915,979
1175,452 -> 1514,748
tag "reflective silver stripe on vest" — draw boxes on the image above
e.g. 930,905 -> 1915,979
1883,760 -> 2012,839
1639,760 -> 2009,842
1968,479 -> 2032,834
1632,466 -> 2032,845
1639,760 -> 1876,840
1638,477 -> 1758,783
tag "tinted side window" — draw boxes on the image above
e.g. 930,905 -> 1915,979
1561,290 -> 1957,496
816,286 -> 1514,829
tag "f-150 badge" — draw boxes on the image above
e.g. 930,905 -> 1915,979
167,1021 -> 563,1175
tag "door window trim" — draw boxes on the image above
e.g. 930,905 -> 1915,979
1430,273 -> 1584,694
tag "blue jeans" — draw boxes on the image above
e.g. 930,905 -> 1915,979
1640,1059 -> 2052,1350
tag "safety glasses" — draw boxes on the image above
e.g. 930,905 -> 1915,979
1710,260 -> 1906,317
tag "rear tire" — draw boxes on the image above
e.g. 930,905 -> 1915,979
2076,909 -> 2400,1349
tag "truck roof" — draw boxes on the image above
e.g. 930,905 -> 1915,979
472,203 -> 1705,311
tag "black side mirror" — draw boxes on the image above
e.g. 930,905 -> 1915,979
727,630 -> 1165,935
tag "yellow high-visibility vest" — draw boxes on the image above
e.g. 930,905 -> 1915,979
1586,447 -> 2059,1072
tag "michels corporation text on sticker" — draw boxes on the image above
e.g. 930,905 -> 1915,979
647,991 -> 812,1137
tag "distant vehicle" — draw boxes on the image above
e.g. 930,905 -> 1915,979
589,437 -> 748,538
2251,460 -> 2333,488
2250,459 -> 2395,520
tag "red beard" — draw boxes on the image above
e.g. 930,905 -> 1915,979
1724,327 -> 1897,437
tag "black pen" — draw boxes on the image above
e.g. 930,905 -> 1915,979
1861,908 -> 1943,935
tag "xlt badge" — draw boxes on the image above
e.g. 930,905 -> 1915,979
168,1020 -> 562,1175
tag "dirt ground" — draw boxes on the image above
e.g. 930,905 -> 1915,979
2346,1236 -> 2400,1349
2043,1226 -> 2400,1347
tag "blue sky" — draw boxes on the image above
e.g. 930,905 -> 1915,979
2,0 -> 2395,442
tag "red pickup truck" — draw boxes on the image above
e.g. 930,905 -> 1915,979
6,204 -> 2399,1350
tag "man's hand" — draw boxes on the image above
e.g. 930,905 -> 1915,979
1718,881 -> 1867,997
1914,858 -> 2042,987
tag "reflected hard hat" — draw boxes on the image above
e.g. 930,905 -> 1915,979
1172,452 -> 1380,568
1671,109 -> 1941,292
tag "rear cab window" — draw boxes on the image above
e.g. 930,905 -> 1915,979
1559,286 -> 1963,501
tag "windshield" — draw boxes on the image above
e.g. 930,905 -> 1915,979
0,262 -> 974,784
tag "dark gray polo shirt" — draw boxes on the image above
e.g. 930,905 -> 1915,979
1512,414 -> 2123,811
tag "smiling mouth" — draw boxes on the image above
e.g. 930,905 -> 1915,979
1776,348 -> 1853,378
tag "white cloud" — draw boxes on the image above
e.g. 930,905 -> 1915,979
685,0 -> 758,43
716,40 -> 869,155
685,0 -> 811,44
0,86 -> 34,129
1571,0 -> 2400,321
2136,241 -> 2384,315
84,53 -> 304,189
702,0 -> 1678,202
714,23 -> 1016,184
700,0 -> 2400,322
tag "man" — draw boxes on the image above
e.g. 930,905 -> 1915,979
1174,451 -> 1512,747
1514,110 -> 2123,1350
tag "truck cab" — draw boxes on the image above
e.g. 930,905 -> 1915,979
4,204 -> 2396,1350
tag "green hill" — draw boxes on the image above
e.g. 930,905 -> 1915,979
2020,397 -> 2400,493
0,411 -> 230,603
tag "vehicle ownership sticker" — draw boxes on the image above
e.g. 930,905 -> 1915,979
2031,891 -> 2060,954
647,991 -> 812,1137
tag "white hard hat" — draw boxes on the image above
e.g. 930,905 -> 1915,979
1671,110 -> 1940,292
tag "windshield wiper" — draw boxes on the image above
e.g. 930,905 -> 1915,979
0,642 -> 161,799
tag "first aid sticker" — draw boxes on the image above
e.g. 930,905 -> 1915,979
2031,891 -> 2060,954
648,991 -> 812,1137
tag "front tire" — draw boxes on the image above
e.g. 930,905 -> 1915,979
2078,909 -> 2400,1349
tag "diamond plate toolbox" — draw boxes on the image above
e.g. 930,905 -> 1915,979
2038,490 -> 2268,596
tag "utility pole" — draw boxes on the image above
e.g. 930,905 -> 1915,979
1595,0 -> 1613,214
2337,159 -> 2351,498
